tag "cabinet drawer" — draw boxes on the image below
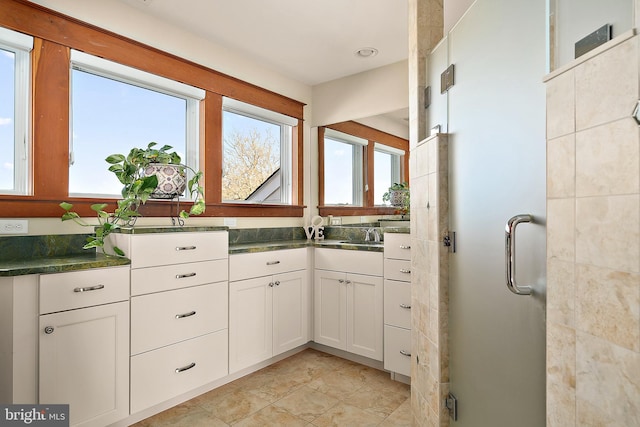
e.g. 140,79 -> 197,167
128,232 -> 228,268
39,266 -> 129,315
229,248 -> 306,281
131,282 -> 228,355
131,259 -> 228,296
384,233 -> 411,260
383,325 -> 411,377
314,248 -> 383,276
130,330 -> 228,414
384,259 -> 412,282
384,279 -> 411,329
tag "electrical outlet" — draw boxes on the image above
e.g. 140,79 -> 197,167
0,220 -> 29,234
330,217 -> 342,226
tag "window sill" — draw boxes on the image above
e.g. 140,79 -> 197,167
0,196 -> 305,218
318,206 -> 399,217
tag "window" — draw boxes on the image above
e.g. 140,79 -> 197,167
222,98 -> 296,204
318,121 -> 409,216
1,1 -> 307,219
69,50 -> 204,198
323,128 -> 366,206
374,143 -> 404,205
0,27 -> 32,195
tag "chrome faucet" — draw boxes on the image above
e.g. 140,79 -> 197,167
365,228 -> 381,242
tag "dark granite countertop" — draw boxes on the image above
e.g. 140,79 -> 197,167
115,225 -> 228,234
0,224 -> 406,276
229,239 -> 385,254
381,227 -> 410,234
0,253 -> 130,277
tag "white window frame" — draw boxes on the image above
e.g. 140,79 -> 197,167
374,142 -> 404,205
69,50 -> 205,198
324,128 -> 367,206
375,142 -> 404,179
0,27 -> 33,195
222,97 -> 296,204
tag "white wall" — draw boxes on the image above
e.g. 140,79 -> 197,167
311,60 -> 409,128
444,0 -> 476,34
555,0 -> 633,69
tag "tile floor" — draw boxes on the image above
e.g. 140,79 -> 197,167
132,348 -> 411,426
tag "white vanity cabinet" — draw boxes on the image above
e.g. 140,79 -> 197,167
228,248 -> 309,373
111,231 -> 229,414
314,248 -> 384,361
383,233 -> 412,377
38,266 -> 130,427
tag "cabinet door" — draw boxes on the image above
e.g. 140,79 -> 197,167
383,279 -> 412,329
313,269 -> 346,351
273,270 -> 308,355
130,330 -> 228,414
229,277 -> 273,373
383,324 -> 411,377
39,301 -> 129,427
347,273 -> 383,361
131,281 -> 228,355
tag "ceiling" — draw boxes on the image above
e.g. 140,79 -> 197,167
117,0 -> 409,86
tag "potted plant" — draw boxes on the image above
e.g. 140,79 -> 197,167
382,182 -> 410,216
60,142 -> 205,256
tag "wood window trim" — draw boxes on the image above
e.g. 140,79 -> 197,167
0,0 -> 305,218
318,121 -> 409,217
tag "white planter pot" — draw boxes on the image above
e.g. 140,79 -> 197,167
144,164 -> 187,199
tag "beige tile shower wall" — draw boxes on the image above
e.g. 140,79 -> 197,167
410,133 -> 449,427
545,34 -> 640,427
409,1 -> 445,424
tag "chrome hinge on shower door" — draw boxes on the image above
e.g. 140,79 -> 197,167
445,392 -> 458,421
443,231 -> 456,253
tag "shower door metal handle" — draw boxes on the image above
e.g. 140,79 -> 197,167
505,214 -> 533,296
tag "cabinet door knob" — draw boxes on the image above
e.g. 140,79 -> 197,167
73,284 -> 104,293
44,326 -> 54,334
269,282 -> 274,287
274,281 -> 280,286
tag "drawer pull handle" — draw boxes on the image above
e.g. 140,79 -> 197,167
73,284 -> 104,293
175,362 -> 196,373
176,246 -> 197,251
399,245 -> 411,249
400,350 -> 411,357
399,304 -> 412,309
175,311 -> 197,319
176,272 -> 197,279
266,261 -> 281,265
399,269 -> 411,274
